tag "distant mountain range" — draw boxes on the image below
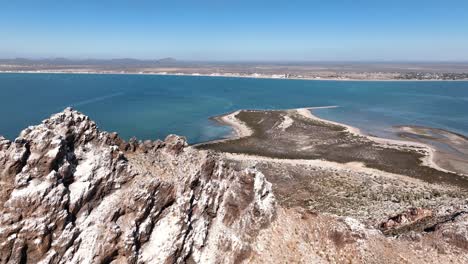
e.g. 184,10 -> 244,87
0,57 -> 180,66
2,58 -> 468,67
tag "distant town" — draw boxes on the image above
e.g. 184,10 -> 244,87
396,72 -> 468,80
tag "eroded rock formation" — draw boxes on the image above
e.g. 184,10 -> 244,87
0,108 -> 275,263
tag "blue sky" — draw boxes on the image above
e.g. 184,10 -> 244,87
1,0 -> 468,61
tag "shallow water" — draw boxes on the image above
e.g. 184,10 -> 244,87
1,73 -> 467,143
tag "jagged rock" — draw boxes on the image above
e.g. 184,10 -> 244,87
164,134 -> 187,155
0,108 -> 275,264
1,108 -> 468,264
380,208 -> 433,231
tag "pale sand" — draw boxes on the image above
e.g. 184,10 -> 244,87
276,115 -> 294,131
296,106 -> 360,135
190,110 -> 253,148
218,110 -> 253,138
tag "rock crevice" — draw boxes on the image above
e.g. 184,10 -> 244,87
0,108 -> 275,264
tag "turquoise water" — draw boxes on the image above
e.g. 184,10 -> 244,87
1,73 -> 467,143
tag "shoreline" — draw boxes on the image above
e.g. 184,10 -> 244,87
2,70 -> 468,82
213,110 -> 253,139
200,107 -> 463,176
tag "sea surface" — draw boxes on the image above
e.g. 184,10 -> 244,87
1,73 -> 467,144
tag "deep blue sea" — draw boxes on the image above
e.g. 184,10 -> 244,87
1,73 -> 467,143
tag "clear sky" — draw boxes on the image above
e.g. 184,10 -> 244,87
1,0 -> 468,61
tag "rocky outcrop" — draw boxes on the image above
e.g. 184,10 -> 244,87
2,108 -> 468,264
380,208 -> 434,235
379,206 -> 468,237
0,108 -> 275,264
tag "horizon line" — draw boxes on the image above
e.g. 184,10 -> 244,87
1,57 -> 468,64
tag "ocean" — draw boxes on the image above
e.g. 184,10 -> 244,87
1,73 -> 467,143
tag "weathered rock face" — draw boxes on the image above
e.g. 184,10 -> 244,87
0,108 -> 275,264
2,108 -> 468,264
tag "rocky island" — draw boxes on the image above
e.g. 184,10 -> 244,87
1,108 -> 468,263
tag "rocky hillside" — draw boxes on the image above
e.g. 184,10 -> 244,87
1,108 -> 468,264
0,108 -> 275,263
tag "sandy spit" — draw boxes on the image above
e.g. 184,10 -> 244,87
217,110 -> 253,138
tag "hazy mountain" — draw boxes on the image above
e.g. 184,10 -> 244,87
0,57 -> 181,67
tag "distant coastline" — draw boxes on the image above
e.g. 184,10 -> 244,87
2,70 -> 468,81
2,59 -> 468,81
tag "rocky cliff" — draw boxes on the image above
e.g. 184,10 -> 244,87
1,109 -> 468,264
0,108 -> 275,263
